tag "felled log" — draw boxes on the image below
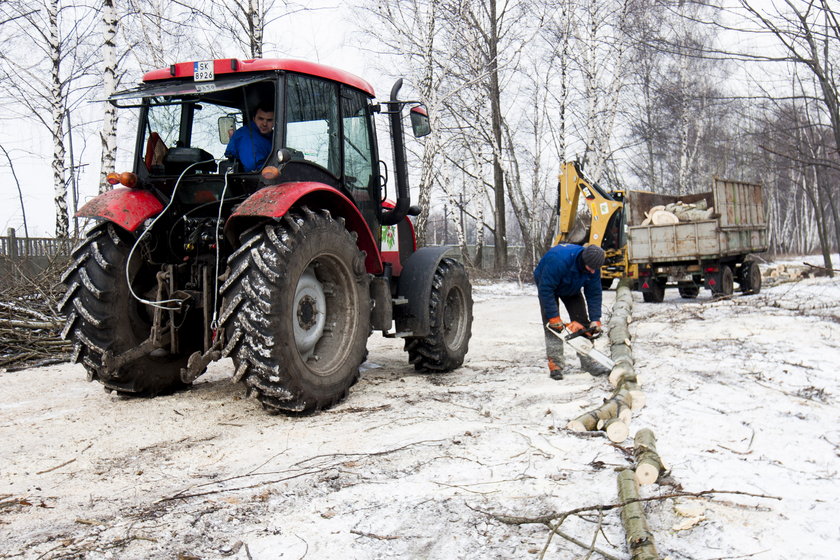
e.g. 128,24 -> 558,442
617,469 -> 660,560
611,376 -> 645,411
600,417 -> 630,443
634,428 -> 666,485
610,343 -> 634,367
567,389 -> 632,442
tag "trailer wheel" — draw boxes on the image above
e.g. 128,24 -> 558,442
739,260 -> 762,294
711,265 -> 734,298
642,278 -> 666,303
404,258 -> 473,372
221,208 -> 370,414
60,224 -> 193,395
678,285 -> 699,299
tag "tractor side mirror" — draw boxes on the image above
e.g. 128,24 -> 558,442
218,116 -> 236,144
410,105 -> 430,138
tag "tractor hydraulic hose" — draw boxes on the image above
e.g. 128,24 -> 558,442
381,78 -> 410,226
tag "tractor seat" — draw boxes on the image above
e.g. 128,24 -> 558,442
163,147 -> 217,175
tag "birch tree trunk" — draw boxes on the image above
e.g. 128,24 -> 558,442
98,0 -> 118,194
248,0 -> 263,58
48,0 -> 68,238
487,0 -> 507,271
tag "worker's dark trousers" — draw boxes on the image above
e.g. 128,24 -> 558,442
541,292 -> 590,371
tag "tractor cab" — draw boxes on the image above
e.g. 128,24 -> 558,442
109,58 -> 429,246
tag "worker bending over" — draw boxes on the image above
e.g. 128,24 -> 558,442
534,244 -> 609,380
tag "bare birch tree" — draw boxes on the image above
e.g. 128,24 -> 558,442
0,0 -> 98,237
354,0 -> 449,246
98,0 -> 119,192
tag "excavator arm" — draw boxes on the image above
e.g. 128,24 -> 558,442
554,161 -> 623,247
554,161 -> 631,282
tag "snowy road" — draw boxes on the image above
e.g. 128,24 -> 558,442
1,274 -> 839,559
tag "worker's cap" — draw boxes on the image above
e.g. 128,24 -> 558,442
581,245 -> 605,270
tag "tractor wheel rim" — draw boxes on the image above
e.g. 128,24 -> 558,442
293,266 -> 326,360
443,287 -> 467,349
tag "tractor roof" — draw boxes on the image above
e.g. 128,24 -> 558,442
142,58 -> 375,97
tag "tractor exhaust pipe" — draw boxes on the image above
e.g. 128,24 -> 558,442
381,78 -> 410,226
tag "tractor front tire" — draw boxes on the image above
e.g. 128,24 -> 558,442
220,209 -> 370,414
60,224 -> 191,395
404,258 -> 473,372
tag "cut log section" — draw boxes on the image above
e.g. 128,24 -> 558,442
567,389 -> 632,442
600,417 -> 629,443
633,428 -> 667,485
617,469 -> 661,560
608,363 -> 645,410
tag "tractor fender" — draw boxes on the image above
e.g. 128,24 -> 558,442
394,245 -> 457,337
75,188 -> 164,232
227,182 -> 383,274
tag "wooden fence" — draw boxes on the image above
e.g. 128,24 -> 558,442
0,228 -> 77,283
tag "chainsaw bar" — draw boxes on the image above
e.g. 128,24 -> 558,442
545,324 -> 615,370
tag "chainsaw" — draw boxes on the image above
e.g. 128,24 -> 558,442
545,323 -> 615,370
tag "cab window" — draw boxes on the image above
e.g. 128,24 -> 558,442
285,74 -> 340,176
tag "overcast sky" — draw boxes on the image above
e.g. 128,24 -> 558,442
0,1 -> 389,237
0,0 -> 790,237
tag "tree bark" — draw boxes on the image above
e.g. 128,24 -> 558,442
488,0 -> 507,271
99,0 -> 118,194
633,428 -> 666,485
617,469 -> 661,560
48,0 -> 68,238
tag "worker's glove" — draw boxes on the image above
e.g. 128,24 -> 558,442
547,317 -> 565,333
566,321 -> 585,334
586,321 -> 603,338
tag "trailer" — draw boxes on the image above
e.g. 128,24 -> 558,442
624,178 -> 768,301
554,162 -> 768,302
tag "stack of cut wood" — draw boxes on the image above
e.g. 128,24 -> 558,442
765,263 -> 812,283
641,200 -> 714,226
0,257 -> 71,371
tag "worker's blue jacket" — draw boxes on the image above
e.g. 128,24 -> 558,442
225,121 -> 272,172
533,243 -> 602,322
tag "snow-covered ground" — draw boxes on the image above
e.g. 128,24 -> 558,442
1,263 -> 839,559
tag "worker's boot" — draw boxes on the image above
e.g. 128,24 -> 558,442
548,359 -> 568,380
579,355 -> 610,377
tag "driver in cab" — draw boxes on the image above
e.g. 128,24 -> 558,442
225,103 -> 274,172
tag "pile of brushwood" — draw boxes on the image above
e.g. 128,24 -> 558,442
0,255 -> 71,371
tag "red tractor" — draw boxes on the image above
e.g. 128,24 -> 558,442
61,58 -> 473,413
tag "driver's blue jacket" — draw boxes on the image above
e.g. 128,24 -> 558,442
225,121 -> 272,172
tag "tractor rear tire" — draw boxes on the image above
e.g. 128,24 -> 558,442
60,223 -> 191,395
404,258 -> 473,372
220,209 -> 370,414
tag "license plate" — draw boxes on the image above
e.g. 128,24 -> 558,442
193,61 -> 214,82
